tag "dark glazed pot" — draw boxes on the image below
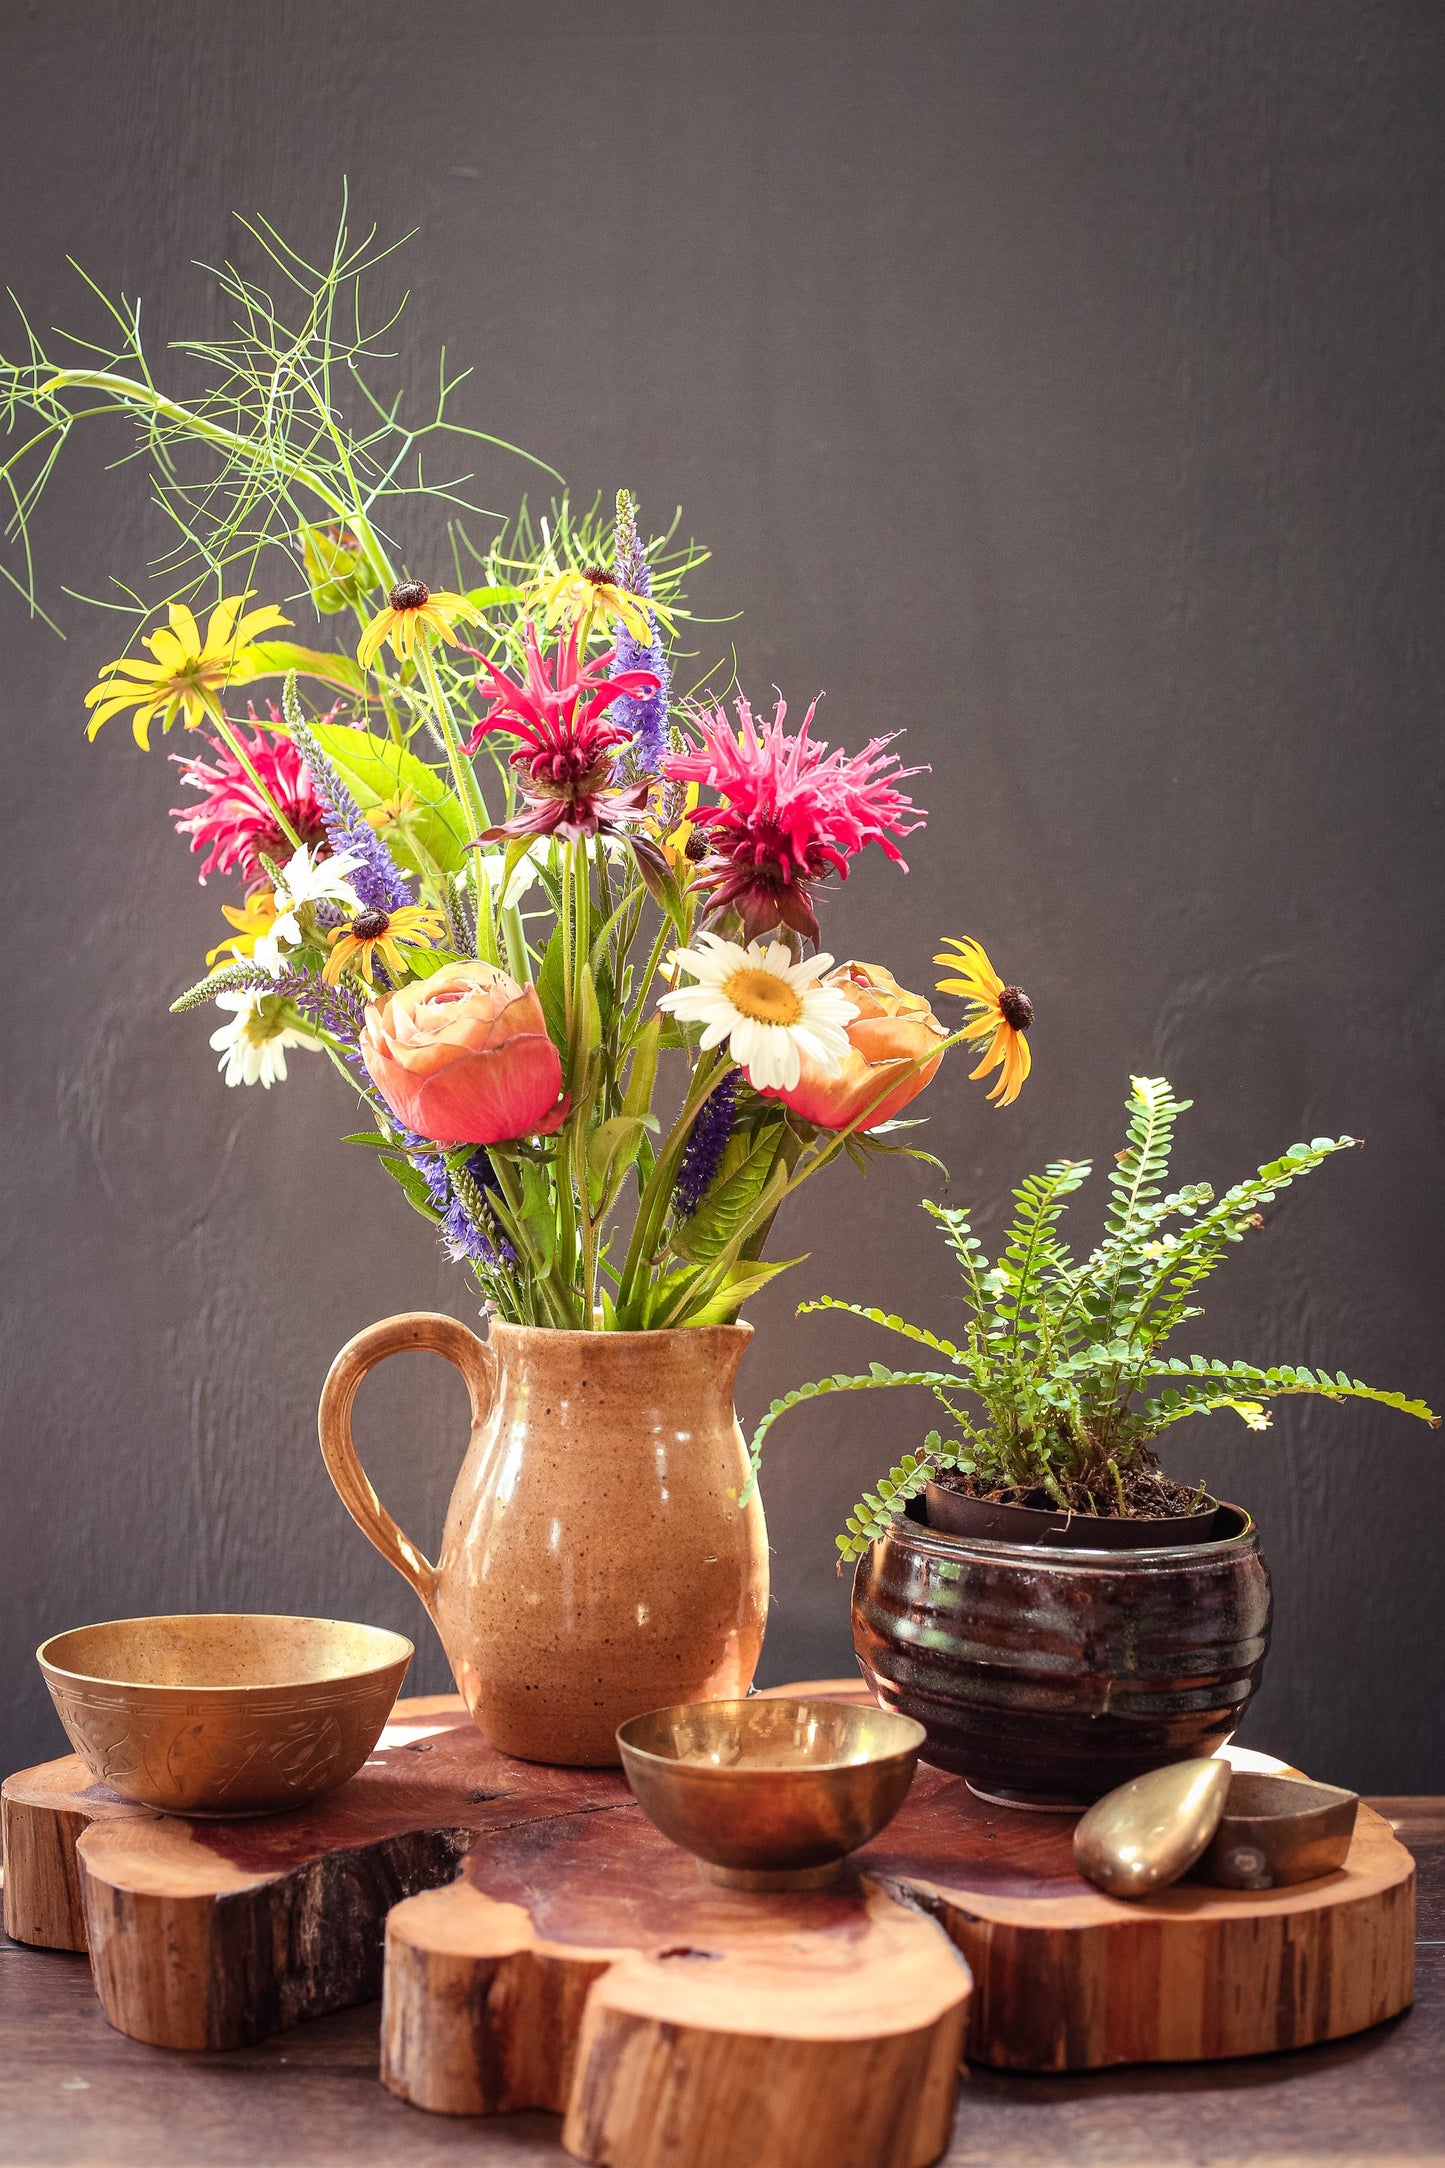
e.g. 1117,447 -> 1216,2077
852,1502 -> 1271,1806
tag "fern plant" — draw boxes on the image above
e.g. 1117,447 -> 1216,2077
743,1076 -> 1438,1562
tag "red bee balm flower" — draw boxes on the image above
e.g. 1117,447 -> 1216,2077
465,623 -> 660,842
664,696 -> 925,941
170,714 -> 329,889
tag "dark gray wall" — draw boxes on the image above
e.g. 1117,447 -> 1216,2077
3,1 -> 1442,1790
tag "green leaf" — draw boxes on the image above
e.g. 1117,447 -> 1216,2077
1143,1358 -> 1439,1429
621,1014 -> 661,1126
571,962 -> 602,1092
377,1152 -> 444,1224
588,1114 -> 657,1192
672,1134 -> 784,1264
241,641 -> 366,697
536,927 -> 567,1050
740,1363 -> 969,1504
307,721 -> 470,877
683,1255 -> 806,1328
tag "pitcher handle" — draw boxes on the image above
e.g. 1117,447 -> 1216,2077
318,1312 -> 495,1622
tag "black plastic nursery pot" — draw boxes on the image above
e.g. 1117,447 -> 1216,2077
923,1480 -> 1223,1550
852,1497 -> 1272,1808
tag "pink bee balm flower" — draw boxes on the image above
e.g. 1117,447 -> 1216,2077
170,711 -> 329,890
664,695 -> 926,941
465,622 -> 661,842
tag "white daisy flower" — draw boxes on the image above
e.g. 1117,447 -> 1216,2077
470,842 -> 544,911
658,933 -> 857,1093
209,993 -> 319,1089
267,843 -> 365,951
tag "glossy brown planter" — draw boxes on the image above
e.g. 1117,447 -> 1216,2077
852,1502 -> 1271,1806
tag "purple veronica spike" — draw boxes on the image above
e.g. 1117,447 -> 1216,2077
397,1134 -> 514,1269
207,962 -> 368,1046
289,719 -> 412,914
673,1071 -> 739,1218
275,970 -> 369,1044
609,494 -> 672,776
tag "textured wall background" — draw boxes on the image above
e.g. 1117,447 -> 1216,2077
3,0 -> 1442,1789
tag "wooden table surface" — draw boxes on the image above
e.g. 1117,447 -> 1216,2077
2,1799 -> 1442,2167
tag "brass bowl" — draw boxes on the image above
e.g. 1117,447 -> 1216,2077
617,1696 -> 926,1889
1198,1770 -> 1360,1889
37,1614 -> 412,1818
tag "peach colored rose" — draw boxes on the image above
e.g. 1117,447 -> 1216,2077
361,961 -> 566,1145
766,961 -> 948,1130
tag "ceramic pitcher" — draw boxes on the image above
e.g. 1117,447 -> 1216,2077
318,1314 -> 768,1766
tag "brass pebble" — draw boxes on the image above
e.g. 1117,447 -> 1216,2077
1073,1758 -> 1230,1899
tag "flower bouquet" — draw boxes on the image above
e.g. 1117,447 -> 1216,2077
3,221 -> 1030,1337
3,218 -> 1033,1756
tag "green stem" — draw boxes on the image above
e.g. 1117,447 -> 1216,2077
617,1051 -> 734,1309
200,696 -> 304,851
414,638 -> 489,841
36,371 -> 398,592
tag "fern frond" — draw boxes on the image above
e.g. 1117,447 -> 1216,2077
993,1158 -> 1090,1363
1145,1359 -> 1440,1428
836,1431 -> 965,1564
797,1296 -> 970,1367
922,1201 -> 993,1320
740,1365 -> 968,1503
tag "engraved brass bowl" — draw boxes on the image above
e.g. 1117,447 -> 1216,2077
37,1614 -> 412,1818
617,1696 -> 926,1889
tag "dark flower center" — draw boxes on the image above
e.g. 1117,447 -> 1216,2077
999,985 -> 1034,1031
684,826 -> 710,863
582,564 -> 611,586
351,908 -> 391,939
526,745 -> 610,794
388,580 -> 430,610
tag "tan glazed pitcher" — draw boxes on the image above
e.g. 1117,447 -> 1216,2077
318,1315 -> 768,1765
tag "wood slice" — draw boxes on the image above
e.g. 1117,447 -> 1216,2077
1,1753 -> 151,1950
382,1802 -> 970,2168
2,1694 -> 631,2050
858,1761 -> 1416,2070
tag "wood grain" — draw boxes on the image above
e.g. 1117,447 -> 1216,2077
2,1796 -> 1442,2166
1,1753 -> 151,1950
859,1765 -> 1416,2069
383,1804 -> 969,2168
3,1695 -> 629,2050
2,1683 -> 1417,2112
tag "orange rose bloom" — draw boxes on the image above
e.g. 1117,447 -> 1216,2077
361,961 -> 566,1146
767,961 -> 948,1130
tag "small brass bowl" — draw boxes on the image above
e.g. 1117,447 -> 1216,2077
37,1614 -> 412,1818
1198,1771 -> 1359,1890
617,1697 -> 926,1889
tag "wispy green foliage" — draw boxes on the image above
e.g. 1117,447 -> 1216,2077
0,198 -> 710,677
744,1076 -> 1439,1560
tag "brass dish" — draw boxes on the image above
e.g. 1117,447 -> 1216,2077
37,1613 -> 412,1818
617,1696 -> 926,1889
1073,1759 -> 1360,1899
1197,1771 -> 1359,1889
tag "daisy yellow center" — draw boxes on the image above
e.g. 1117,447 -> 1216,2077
724,967 -> 803,1027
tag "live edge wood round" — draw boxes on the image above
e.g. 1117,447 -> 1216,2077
1,1684 -> 1417,2163
381,1805 -> 968,2168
